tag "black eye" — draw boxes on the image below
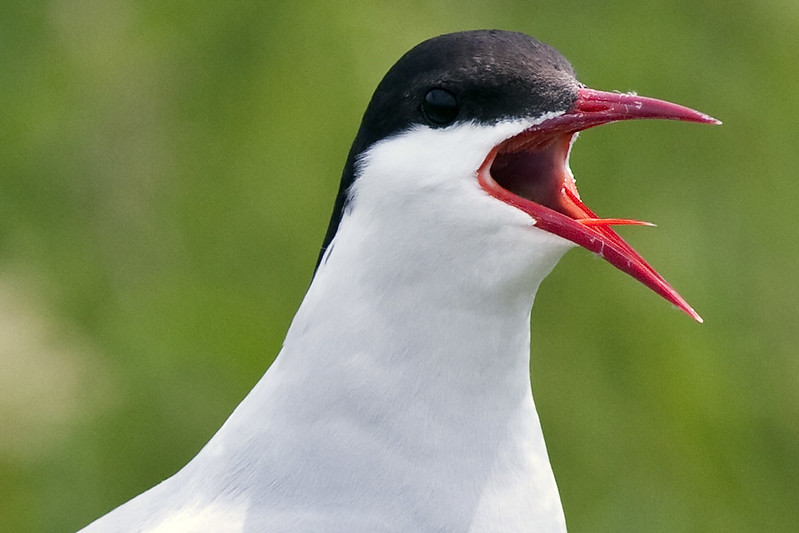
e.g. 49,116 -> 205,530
421,88 -> 459,125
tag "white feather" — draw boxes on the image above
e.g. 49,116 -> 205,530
80,119 -> 575,532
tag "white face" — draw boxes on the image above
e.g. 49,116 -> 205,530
327,118 -> 576,300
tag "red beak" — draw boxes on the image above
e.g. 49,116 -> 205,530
478,87 -> 720,322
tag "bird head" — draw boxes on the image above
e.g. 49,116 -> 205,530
318,30 -> 718,320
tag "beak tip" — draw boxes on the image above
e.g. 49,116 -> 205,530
679,109 -> 721,126
682,305 -> 704,323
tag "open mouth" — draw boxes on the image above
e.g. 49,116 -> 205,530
477,88 -> 720,322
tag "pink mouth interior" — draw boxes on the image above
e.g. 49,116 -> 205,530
477,129 -> 703,322
489,135 -> 573,216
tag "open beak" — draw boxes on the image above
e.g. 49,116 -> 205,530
477,87 -> 720,322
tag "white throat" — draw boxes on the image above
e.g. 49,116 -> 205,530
232,122 -> 573,530
82,122 -> 575,533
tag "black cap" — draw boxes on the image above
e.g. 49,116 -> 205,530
317,30 -> 580,267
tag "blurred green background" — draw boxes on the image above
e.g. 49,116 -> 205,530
2,1 -> 797,531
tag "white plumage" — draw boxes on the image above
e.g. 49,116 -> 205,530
82,120 -> 572,532
79,30 -> 716,532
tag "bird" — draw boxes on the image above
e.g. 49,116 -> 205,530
79,30 -> 718,532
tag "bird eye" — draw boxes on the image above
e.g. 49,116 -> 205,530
421,88 -> 459,125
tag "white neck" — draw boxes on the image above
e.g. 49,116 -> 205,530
198,142 -> 573,528
82,121 -> 573,532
